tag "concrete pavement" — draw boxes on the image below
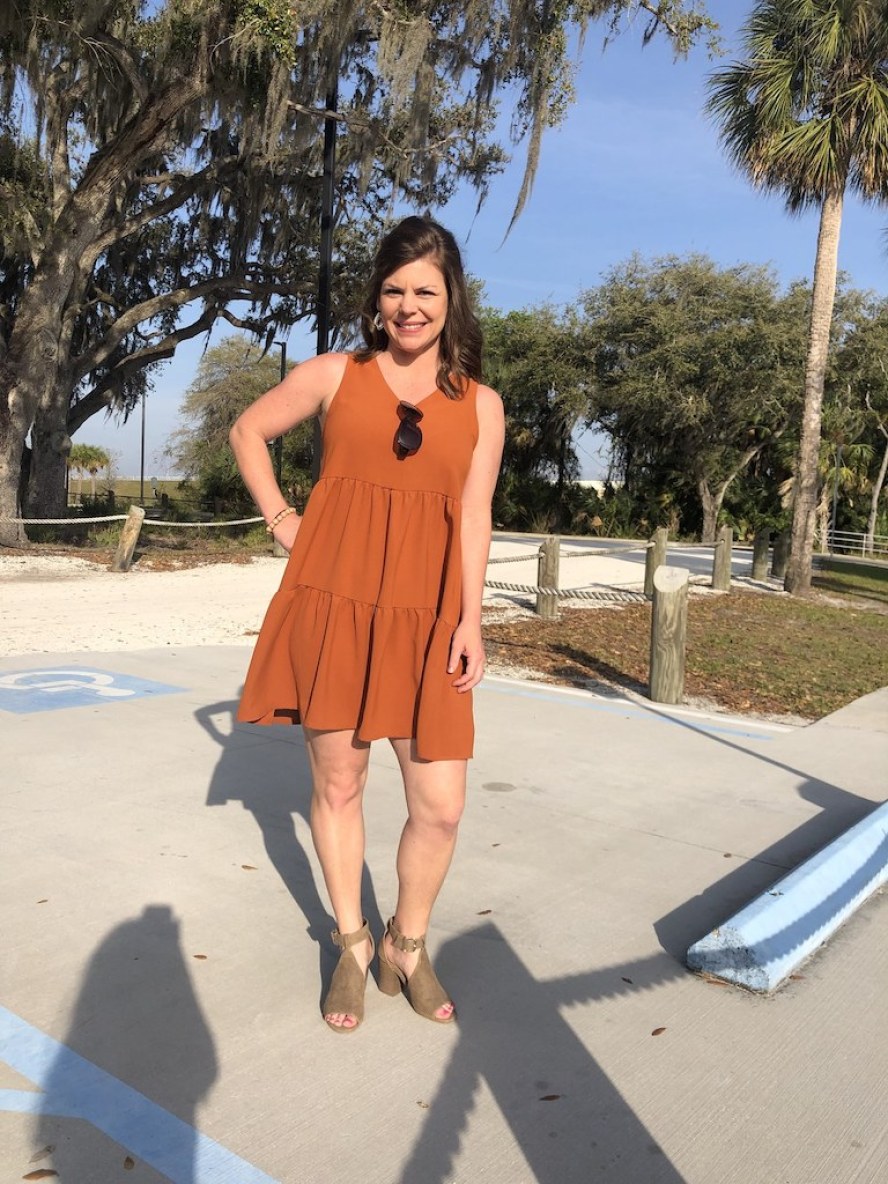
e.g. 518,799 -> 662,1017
1,644 -> 887,1183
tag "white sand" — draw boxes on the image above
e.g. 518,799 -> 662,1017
0,547 -> 550,687
0,532 -> 670,659
0,553 -> 284,655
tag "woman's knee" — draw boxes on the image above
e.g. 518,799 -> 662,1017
411,790 -> 465,837
312,767 -> 367,812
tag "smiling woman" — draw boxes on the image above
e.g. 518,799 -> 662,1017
354,216 -> 484,401
377,259 -> 449,361
228,215 -> 505,1034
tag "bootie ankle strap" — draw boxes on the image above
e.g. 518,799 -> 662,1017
386,916 -> 426,953
331,918 -> 370,951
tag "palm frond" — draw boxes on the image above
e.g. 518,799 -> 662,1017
705,0 -> 888,211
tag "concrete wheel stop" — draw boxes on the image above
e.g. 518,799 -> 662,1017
687,801 -> 888,992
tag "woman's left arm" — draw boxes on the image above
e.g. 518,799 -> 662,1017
448,384 -> 505,692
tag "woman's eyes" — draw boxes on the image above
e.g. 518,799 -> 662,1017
382,288 -> 437,297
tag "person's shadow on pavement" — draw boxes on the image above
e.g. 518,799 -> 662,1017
399,921 -> 687,1184
197,697 -> 384,1006
33,904 -> 216,1182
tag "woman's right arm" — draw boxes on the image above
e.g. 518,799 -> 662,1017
229,352 -> 348,544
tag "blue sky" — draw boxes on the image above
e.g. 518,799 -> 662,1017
83,0 -> 888,479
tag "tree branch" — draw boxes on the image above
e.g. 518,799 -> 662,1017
637,1 -> 682,39
72,75 -> 205,218
81,30 -> 149,106
85,155 -> 242,261
67,300 -> 315,435
0,184 -> 45,266
73,275 -> 312,380
287,98 -> 461,161
713,422 -> 789,501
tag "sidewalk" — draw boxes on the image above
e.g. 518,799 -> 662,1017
1,644 -> 887,1183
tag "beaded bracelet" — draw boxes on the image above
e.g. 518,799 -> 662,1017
265,506 -> 297,534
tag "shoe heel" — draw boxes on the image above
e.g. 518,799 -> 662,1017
377,953 -> 403,996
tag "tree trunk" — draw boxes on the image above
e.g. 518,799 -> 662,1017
785,189 -> 843,594
0,443 -> 25,544
696,434 -> 777,546
864,430 -> 888,555
1,241 -> 85,542
28,402 -> 73,518
816,479 -> 831,553
0,77 -> 205,547
0,383 -> 32,546
698,478 -> 722,544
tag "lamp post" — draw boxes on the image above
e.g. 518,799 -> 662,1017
311,84 -> 337,484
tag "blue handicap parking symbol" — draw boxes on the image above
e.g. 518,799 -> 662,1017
0,668 -> 185,714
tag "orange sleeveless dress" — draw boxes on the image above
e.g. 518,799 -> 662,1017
236,354 -> 479,760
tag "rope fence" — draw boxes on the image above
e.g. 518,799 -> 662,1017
7,514 -> 130,525
487,542 -> 651,565
481,526 -> 770,617
5,514 -> 758,618
5,514 -> 263,528
485,579 -> 647,604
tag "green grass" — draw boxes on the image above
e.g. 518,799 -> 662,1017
813,558 -> 888,606
109,478 -> 189,499
484,588 -> 888,720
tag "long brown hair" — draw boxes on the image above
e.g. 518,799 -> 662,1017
354,216 -> 482,400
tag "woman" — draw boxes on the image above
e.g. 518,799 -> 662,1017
229,216 -> 504,1032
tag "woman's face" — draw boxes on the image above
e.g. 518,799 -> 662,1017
377,256 -> 448,358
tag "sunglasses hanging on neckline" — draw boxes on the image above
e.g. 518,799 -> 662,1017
395,401 -> 423,457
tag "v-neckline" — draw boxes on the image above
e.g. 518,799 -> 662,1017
373,355 -> 440,408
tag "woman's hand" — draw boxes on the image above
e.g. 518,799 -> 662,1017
447,619 -> 485,692
272,513 -> 301,553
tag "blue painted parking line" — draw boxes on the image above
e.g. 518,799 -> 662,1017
0,1006 -> 280,1183
481,678 -> 779,742
0,667 -> 185,714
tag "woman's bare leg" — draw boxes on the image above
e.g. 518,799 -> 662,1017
304,727 -> 372,1030
384,738 -> 467,1019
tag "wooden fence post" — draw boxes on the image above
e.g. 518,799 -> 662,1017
536,535 -> 560,620
751,528 -> 771,581
711,525 -> 733,591
111,505 -> 145,572
771,530 -> 790,580
649,565 -> 689,704
644,526 -> 668,597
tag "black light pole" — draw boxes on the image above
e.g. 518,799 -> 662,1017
274,340 -> 286,488
312,84 -> 337,484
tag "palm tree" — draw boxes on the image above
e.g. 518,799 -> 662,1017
67,444 -> 90,505
68,443 -> 111,501
84,446 -> 111,500
707,0 -> 888,594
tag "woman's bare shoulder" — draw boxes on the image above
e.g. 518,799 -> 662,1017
295,351 -> 350,386
475,383 -> 504,416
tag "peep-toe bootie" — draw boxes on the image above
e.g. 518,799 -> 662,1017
378,917 -> 455,1024
323,918 -> 373,1033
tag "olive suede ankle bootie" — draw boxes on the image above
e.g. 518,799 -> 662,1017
377,916 -> 455,1024
323,919 -> 373,1033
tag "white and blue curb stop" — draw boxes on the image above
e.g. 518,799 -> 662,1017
687,801 -> 888,992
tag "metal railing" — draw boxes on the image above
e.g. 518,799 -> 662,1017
822,529 -> 888,559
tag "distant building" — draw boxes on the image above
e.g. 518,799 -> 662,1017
576,479 -> 621,495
